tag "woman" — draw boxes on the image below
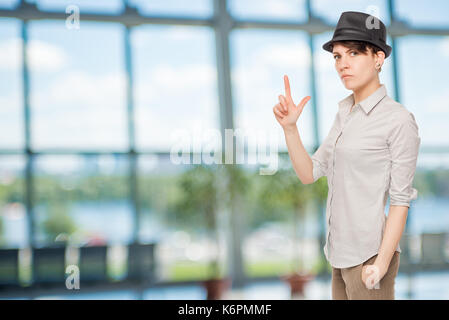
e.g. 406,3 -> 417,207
272,11 -> 421,300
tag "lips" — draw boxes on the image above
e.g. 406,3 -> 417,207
341,75 -> 352,79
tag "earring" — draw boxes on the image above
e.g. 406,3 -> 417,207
376,63 -> 381,69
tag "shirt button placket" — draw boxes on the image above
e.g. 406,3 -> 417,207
326,105 -> 357,262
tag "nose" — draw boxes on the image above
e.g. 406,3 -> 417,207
337,56 -> 350,73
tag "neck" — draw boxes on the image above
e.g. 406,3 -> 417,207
353,79 -> 381,105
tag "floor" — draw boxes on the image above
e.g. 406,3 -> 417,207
3,271 -> 447,300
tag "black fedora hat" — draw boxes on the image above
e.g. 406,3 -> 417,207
322,11 -> 392,58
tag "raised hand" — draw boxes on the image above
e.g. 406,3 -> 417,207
273,75 -> 311,130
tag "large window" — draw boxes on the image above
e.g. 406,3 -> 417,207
132,25 -> 220,152
411,154 -> 449,235
1,1 -> 449,290
311,0 -> 390,25
129,0 -> 212,18
227,0 -> 307,22
138,155 -> 228,282
28,21 -> 128,151
230,29 -> 314,152
395,0 -> 449,28
33,155 -> 132,246
397,35 -> 449,147
34,0 -> 124,13
0,0 -> 18,9
0,18 -> 23,150
0,156 -> 27,248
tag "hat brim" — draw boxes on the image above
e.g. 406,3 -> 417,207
322,36 -> 392,58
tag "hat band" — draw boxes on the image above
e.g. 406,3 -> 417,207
333,27 -> 378,42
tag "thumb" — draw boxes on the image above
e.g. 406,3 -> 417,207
295,96 -> 311,113
297,96 -> 311,108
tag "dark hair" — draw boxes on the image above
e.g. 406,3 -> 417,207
330,40 -> 384,71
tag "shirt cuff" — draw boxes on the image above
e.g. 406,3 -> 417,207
390,187 -> 418,207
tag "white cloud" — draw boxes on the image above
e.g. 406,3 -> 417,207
28,39 -> 68,71
131,25 -> 206,49
316,49 -> 335,71
228,39 -> 321,147
233,0 -> 303,18
23,56 -> 220,150
31,70 -> 128,149
0,38 -> 21,70
0,93 -> 23,148
253,42 -> 311,69
0,38 -> 67,72
262,0 -> 303,17
134,62 -> 220,150
164,25 -> 202,41
440,36 -> 449,57
148,63 -> 216,92
35,70 -> 126,109
427,92 -> 449,114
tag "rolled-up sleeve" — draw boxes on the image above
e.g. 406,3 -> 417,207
387,111 -> 421,207
311,113 -> 339,183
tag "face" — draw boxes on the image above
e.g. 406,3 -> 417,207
332,43 -> 384,91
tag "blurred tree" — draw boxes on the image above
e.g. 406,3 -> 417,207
167,163 -> 251,280
308,175 -> 329,275
414,169 -> 444,197
168,164 -> 221,279
42,201 -> 77,244
259,166 -> 314,274
0,215 -> 4,246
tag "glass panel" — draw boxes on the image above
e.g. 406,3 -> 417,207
138,155 -> 228,282
132,25 -> 220,153
412,154 -> 449,234
311,0 -> 390,26
395,0 -> 449,28
242,158 -> 324,278
397,35 -> 449,146
0,18 -> 23,150
231,29 -> 314,152
129,0 -> 212,18
417,153 -> 449,170
35,0 -> 124,13
0,155 -> 27,248
407,160 -> 449,235
0,0 -> 18,9
227,0 -> 307,22
314,32 -> 395,141
34,155 -> 132,246
28,21 -> 128,151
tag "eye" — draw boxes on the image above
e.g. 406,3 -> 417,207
333,55 -> 340,60
350,51 -> 358,56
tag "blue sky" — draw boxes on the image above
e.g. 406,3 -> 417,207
0,0 -> 448,155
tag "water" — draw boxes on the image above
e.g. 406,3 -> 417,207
1,196 -> 449,247
1,201 -> 165,246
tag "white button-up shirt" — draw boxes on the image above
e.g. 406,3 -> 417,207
311,84 -> 421,268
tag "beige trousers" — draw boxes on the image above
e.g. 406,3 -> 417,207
331,251 -> 400,300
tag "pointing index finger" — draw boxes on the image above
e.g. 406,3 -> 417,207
284,75 -> 291,99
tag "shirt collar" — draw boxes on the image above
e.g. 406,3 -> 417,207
338,84 -> 387,115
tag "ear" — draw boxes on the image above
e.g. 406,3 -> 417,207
375,50 -> 386,65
